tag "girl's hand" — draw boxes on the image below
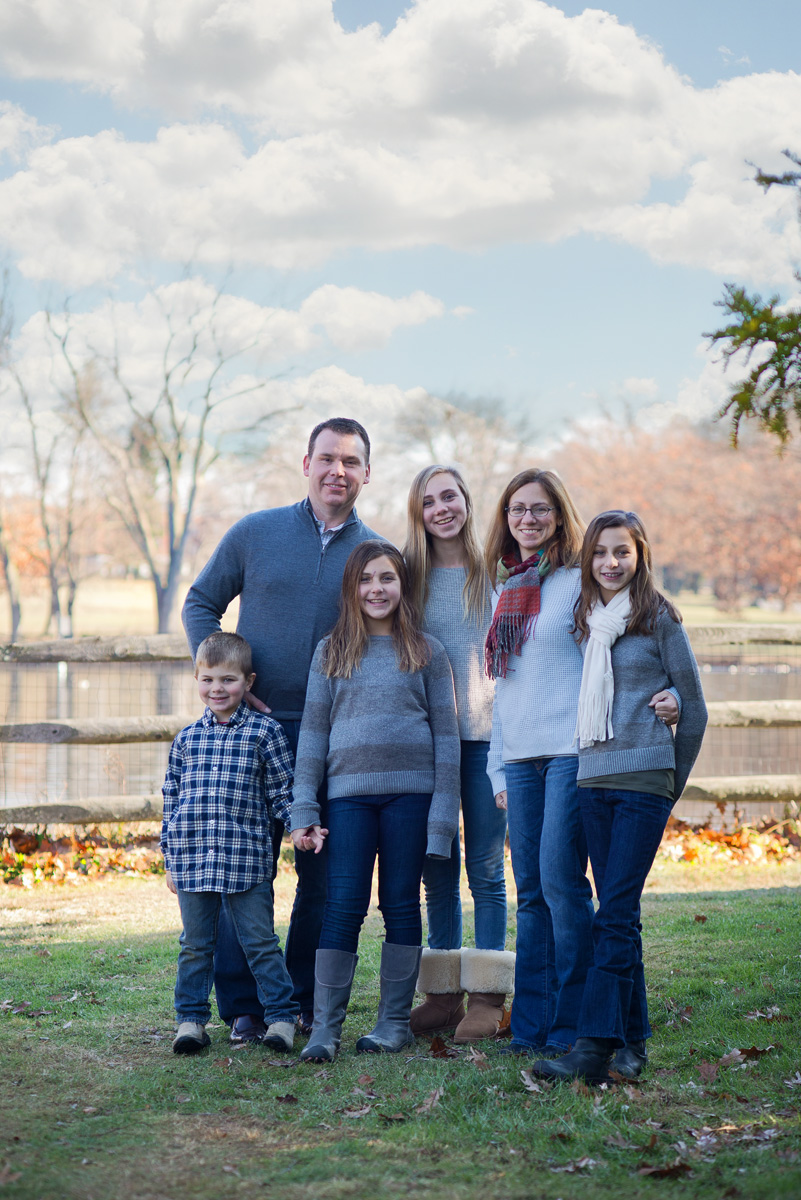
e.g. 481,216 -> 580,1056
649,690 -> 679,726
495,791 -> 508,810
292,826 -> 328,854
165,869 -> 177,895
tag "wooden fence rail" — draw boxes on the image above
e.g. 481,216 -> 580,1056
1,626 -> 800,826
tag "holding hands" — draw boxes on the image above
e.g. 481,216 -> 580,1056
292,825 -> 329,854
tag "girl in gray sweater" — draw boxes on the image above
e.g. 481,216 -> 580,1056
290,541 -> 460,1063
534,511 -> 707,1085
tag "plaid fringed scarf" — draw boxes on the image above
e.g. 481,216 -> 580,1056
484,551 -> 552,679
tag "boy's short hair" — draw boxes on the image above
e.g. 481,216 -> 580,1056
194,632 -> 253,677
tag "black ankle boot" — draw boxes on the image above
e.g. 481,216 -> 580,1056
612,1040 -> 647,1079
531,1037 -> 616,1084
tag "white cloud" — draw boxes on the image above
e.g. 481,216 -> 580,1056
0,2 -> 799,286
0,101 -> 51,164
622,377 -> 659,399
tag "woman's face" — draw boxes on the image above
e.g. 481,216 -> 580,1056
506,481 -> 559,557
422,472 -> 468,544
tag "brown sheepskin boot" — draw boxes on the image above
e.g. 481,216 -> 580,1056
409,949 -> 465,1035
453,949 -> 516,1043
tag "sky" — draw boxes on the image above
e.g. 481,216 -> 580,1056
1,0 -> 800,440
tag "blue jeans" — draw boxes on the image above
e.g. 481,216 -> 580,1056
577,787 -> 674,1046
213,717 -> 327,1018
505,756 -> 595,1050
422,740 -> 508,950
175,879 -> 298,1025
318,793 -> 431,953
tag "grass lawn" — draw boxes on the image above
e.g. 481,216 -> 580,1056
1,860 -> 800,1200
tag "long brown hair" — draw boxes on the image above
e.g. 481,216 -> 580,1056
322,541 -> 431,678
573,510 -> 682,642
484,468 -> 585,587
403,465 -> 490,623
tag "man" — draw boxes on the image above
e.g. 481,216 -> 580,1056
182,416 -> 381,1040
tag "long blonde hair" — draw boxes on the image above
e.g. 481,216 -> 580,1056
484,468 -> 585,587
403,465 -> 490,623
322,541 -> 431,678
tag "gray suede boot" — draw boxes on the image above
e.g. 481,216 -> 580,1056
356,943 -> 422,1054
299,949 -> 358,1064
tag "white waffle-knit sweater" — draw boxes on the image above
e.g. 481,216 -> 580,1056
486,566 -> 582,796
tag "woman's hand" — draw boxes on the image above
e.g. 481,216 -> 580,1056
165,868 -> 177,895
495,790 -> 508,810
649,690 -> 679,726
244,689 -> 272,714
292,826 -> 328,854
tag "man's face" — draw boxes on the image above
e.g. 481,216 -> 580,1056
303,429 -> 370,521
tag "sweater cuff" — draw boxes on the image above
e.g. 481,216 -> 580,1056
426,832 -> 453,859
487,766 -> 507,796
290,800 -> 322,833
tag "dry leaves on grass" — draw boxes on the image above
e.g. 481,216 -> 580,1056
745,1007 -> 791,1023
550,1156 -> 601,1173
415,1087 -> 444,1115
638,1159 -> 692,1179
429,1036 -> 459,1059
784,1071 -> 801,1088
658,818 -> 801,865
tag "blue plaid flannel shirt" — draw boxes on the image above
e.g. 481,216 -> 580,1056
160,702 -> 294,893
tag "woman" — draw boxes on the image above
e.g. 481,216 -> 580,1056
485,468 -> 593,1056
486,472 -> 678,1058
404,466 -> 514,1043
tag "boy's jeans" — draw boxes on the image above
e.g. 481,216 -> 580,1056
175,879 -> 298,1025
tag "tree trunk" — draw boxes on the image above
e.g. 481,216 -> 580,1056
0,536 -> 22,641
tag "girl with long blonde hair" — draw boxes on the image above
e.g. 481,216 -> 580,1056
403,466 -> 514,1043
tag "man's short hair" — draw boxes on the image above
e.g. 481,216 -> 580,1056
194,632 -> 253,677
307,417 -> 371,464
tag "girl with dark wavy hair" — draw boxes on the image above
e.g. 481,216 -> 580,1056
533,511 -> 707,1084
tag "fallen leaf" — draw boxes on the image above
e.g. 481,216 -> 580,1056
521,1070 -> 552,1094
783,1072 -> 801,1088
465,1047 -> 490,1069
212,1057 -> 233,1069
222,1165 -> 240,1176
738,1045 -> 778,1059
570,1079 -> 593,1098
638,1159 -> 692,1179
551,1131 -> 573,1142
275,1094 -> 298,1105
694,915 -> 707,924
415,1086 -> 444,1114
341,1105 -> 372,1119
356,1073 -> 375,1086
719,1050 -> 745,1068
82,1107 -> 98,1114
0,1162 -> 22,1186
606,1133 -> 639,1150
34,949 -> 52,958
550,1156 -> 600,1173
378,1112 -> 407,1123
429,1036 -> 458,1059
697,1060 -> 719,1084
745,1008 -> 791,1023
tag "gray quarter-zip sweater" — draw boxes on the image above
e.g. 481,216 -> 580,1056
182,500 -> 382,720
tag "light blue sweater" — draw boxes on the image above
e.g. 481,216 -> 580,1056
486,567 -> 583,795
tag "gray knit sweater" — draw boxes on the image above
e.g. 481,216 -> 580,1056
422,568 -> 494,742
576,610 -> 707,798
290,635 -> 461,858
182,500 -> 381,720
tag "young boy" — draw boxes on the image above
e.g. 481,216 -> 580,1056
161,631 -> 298,1054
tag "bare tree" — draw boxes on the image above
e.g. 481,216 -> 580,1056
49,280 -> 297,632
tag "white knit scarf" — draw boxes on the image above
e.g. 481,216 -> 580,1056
574,586 -> 632,749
